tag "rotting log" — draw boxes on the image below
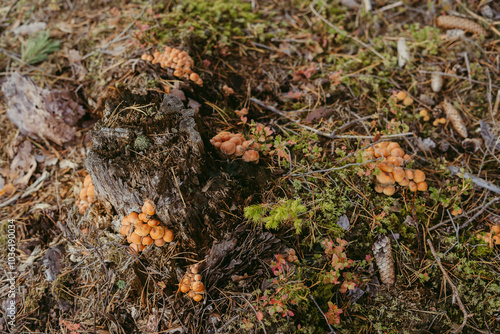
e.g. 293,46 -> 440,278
85,91 -> 220,251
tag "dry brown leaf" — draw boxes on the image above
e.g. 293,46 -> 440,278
443,99 -> 468,138
436,15 -> 488,36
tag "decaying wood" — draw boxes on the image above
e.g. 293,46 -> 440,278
443,99 -> 468,138
372,236 -> 395,285
86,92 -> 225,251
436,15 -> 488,36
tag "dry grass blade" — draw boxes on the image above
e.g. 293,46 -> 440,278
436,15 -> 488,36
443,99 -> 468,138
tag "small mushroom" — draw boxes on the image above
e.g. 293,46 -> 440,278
135,222 -> 152,237
395,91 -> 407,101
155,238 -> 166,247
408,181 -> 418,192
150,226 -> 165,240
378,162 -> 393,173
417,181 -> 428,191
129,232 -> 142,244
390,148 -> 405,158
242,150 -> 259,163
376,171 -> 395,185
392,167 -> 405,183
119,225 -> 130,236
142,236 -> 154,246
192,294 -> 203,302
383,186 -> 396,196
386,142 -> 400,152
142,199 -> 156,216
163,229 -> 174,243
413,170 -> 425,183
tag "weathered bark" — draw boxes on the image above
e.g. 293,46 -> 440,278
85,92 -> 216,250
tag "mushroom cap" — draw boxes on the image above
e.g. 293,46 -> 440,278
150,226 -> 165,240
129,212 -> 140,223
413,170 -> 425,183
375,142 -> 389,149
374,184 -> 384,193
386,142 -> 400,152
129,232 -> 142,244
408,181 -> 418,192
229,136 -> 243,146
192,281 -> 205,293
180,284 -> 190,293
383,186 -> 396,196
393,167 -> 405,183
376,171 -> 395,185
190,73 -> 199,81
386,156 -> 404,167
122,216 -> 131,226
417,181 -> 428,191
142,199 -> 156,216
374,148 -> 389,158
192,294 -> 203,302
154,238 -> 166,247
182,277 -> 191,285
390,148 -> 405,158
235,145 -> 244,156
405,169 -> 414,180
148,219 -> 160,227
119,225 -> 130,236
84,174 -> 92,187
398,176 -> 409,187
134,222 -> 152,237
139,213 -> 148,222
129,243 -> 142,255
188,291 -> 196,298
220,141 -> 236,155
493,235 -> 500,245
491,226 -> 500,234
190,265 -> 199,274
194,274 -> 202,281
403,96 -> 413,106
79,188 -> 87,200
403,154 -> 412,162
378,162 -> 393,173
242,150 -> 259,163
395,91 -> 407,101
288,249 -> 296,256
163,229 -> 174,243
142,236 -> 154,246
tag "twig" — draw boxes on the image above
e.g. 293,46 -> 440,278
309,295 -> 336,334
309,0 -> 385,60
171,167 -> 186,208
427,240 -> 471,334
459,197 -> 500,230
448,166 -> 500,194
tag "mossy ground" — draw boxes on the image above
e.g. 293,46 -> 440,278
0,0 -> 499,333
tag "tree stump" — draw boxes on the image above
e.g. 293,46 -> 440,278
85,91 -> 218,251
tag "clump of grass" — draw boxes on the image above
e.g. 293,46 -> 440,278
21,31 -> 60,65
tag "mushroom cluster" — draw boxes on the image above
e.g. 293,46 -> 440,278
141,47 -> 203,86
120,199 -> 174,254
76,174 -> 95,214
394,90 -> 413,106
286,249 -> 298,263
477,226 -> 500,247
210,131 -> 260,163
179,263 -> 205,302
363,141 -> 428,196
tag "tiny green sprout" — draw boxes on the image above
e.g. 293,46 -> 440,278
418,272 -> 430,283
117,280 -> 126,289
134,135 -> 149,151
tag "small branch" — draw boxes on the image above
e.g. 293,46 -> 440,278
448,166 -> 500,194
427,240 -> 471,334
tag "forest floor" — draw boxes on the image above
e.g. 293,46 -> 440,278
0,0 -> 499,333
